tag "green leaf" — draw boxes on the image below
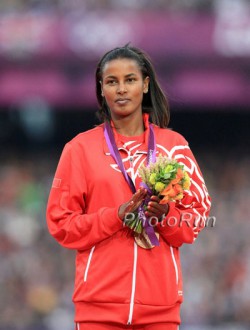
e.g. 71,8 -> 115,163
164,173 -> 171,179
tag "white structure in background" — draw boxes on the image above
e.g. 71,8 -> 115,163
213,0 -> 250,56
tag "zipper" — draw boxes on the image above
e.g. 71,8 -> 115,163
127,241 -> 138,325
84,246 -> 95,282
170,246 -> 178,284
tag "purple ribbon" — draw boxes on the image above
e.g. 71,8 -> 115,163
104,121 -> 159,246
104,121 -> 136,194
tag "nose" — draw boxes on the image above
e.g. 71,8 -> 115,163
117,83 -> 127,94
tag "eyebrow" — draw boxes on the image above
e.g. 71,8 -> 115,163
104,73 -> 137,80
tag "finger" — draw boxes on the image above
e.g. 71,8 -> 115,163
127,195 -> 145,212
146,202 -> 169,218
134,188 -> 147,200
147,201 -> 162,213
123,188 -> 148,214
130,189 -> 147,206
150,195 -> 161,203
125,200 -> 137,213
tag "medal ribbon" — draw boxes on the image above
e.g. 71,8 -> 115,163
104,121 -> 159,246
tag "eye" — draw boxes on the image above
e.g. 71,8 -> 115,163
106,79 -> 117,85
127,77 -> 136,83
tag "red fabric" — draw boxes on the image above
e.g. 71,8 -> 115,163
47,114 -> 211,325
76,322 -> 178,330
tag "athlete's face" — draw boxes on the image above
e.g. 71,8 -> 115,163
101,58 -> 149,121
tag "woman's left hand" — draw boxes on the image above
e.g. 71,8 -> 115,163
145,195 -> 169,222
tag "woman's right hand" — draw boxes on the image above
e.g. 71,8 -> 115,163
118,188 -> 147,221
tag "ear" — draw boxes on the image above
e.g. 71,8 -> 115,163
143,76 -> 150,93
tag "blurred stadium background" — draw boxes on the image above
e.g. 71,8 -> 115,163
0,1 -> 250,329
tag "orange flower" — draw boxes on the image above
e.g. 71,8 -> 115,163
171,168 -> 184,185
173,183 -> 183,195
159,183 -> 175,204
159,181 -> 184,204
161,183 -> 176,197
159,196 -> 169,204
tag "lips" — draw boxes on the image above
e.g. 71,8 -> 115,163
115,98 -> 130,105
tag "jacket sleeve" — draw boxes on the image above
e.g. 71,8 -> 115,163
157,141 -> 211,248
46,142 -> 123,251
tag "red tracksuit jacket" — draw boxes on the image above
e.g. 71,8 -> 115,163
46,115 -> 211,326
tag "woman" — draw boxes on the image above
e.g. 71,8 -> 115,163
46,45 -> 211,330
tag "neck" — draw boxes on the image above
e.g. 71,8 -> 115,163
112,114 -> 144,137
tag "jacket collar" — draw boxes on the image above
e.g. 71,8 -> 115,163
103,113 -> 151,155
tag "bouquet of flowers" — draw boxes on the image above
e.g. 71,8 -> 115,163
125,154 -> 191,234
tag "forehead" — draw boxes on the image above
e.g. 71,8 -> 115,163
102,58 -> 142,78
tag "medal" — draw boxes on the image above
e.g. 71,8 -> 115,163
134,230 -> 160,249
